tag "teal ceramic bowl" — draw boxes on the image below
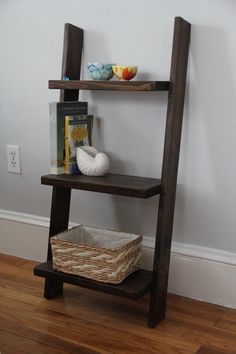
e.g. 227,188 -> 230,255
87,63 -> 114,80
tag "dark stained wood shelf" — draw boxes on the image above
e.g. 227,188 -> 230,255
34,261 -> 153,300
35,17 -> 191,328
48,80 -> 170,91
41,173 -> 161,199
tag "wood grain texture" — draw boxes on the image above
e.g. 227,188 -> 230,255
196,346 -> 235,354
215,318 -> 236,334
149,16 -> 191,327
41,174 -> 161,199
44,187 -> 71,299
34,261 -> 152,300
49,80 -> 170,91
47,187 -> 71,259
60,23 -> 83,102
44,17 -> 190,328
2,254 -> 236,354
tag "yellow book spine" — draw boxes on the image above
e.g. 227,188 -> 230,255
65,115 -> 69,174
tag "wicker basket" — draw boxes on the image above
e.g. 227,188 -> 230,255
50,225 -> 142,284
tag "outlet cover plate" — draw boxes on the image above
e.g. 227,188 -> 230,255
6,145 -> 21,174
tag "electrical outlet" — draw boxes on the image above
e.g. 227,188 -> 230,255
6,145 -> 21,174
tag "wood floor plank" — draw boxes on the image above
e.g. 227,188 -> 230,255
0,253 -> 28,266
168,294 -> 236,324
0,296 -> 190,354
0,326 -> 100,354
196,345 -> 235,354
0,283 -> 199,353
215,318 -> 236,334
157,318 -> 236,353
1,254 -> 236,354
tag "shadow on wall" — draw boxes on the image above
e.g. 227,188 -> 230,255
82,29 -> 114,81
72,23 -> 236,251
0,106 -> 6,160
0,104 -> 7,205
174,24 -> 236,251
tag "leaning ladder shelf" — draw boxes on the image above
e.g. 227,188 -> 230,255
34,17 -> 191,328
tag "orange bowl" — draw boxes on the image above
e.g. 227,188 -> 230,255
112,65 -> 137,81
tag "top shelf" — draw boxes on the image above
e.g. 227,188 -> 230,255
48,80 -> 170,91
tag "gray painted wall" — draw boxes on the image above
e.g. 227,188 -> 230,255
0,0 -> 236,252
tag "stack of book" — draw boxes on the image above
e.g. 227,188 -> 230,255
49,101 -> 93,175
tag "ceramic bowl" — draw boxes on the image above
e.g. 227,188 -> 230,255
112,65 -> 138,81
87,63 -> 114,80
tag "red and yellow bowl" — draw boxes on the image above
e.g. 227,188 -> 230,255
112,65 -> 137,81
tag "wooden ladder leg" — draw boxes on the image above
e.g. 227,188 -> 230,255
44,23 -> 82,299
148,17 -> 191,327
44,186 -> 71,299
44,278 -> 64,300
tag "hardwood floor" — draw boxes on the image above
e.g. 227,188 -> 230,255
1,254 -> 236,354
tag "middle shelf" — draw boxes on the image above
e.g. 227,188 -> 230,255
42,173 -> 161,198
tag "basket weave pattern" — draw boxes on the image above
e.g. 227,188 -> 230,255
51,228 -> 142,284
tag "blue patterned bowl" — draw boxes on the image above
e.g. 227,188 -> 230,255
87,63 -> 115,80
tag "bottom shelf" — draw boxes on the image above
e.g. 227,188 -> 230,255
34,261 -> 153,300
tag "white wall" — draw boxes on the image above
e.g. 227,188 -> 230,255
1,0 -> 236,254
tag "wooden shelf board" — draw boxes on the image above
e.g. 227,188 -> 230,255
41,173 -> 161,199
34,261 -> 153,300
48,80 -> 170,91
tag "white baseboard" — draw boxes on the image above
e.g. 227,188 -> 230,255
1,209 -> 236,309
